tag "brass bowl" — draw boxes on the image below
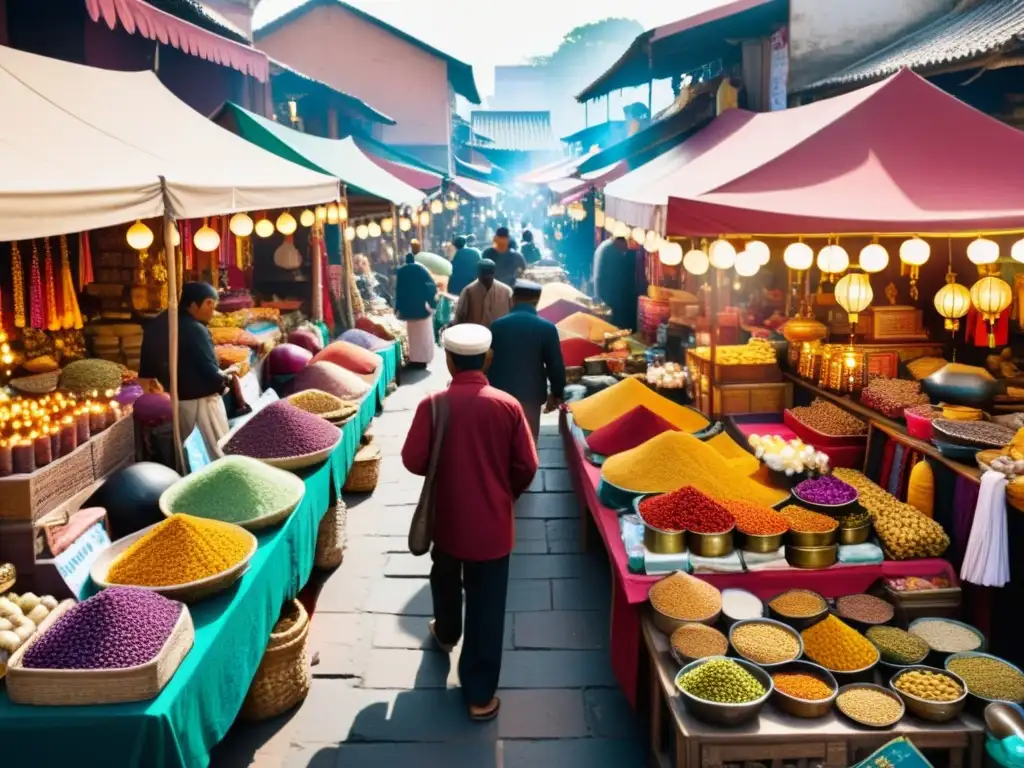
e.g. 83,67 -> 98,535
770,660 -> 838,719
814,645 -> 881,683
838,522 -> 872,546
787,528 -> 838,548
649,603 -> 721,635
740,531 -> 785,554
889,666 -> 968,723
786,543 -> 838,569
675,656 -> 774,726
729,618 -> 804,668
687,528 -> 735,558
836,682 -> 904,728
635,495 -> 686,555
766,589 -> 830,630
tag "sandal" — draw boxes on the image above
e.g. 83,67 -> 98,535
428,620 -> 455,653
469,697 -> 501,722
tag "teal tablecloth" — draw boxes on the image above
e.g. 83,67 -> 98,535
0,387 -> 383,768
373,341 -> 398,408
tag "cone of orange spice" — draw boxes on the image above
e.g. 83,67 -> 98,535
801,615 -> 878,672
778,505 -> 838,533
720,499 -> 789,536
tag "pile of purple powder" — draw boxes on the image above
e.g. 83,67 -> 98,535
23,587 -> 183,670
292,361 -> 370,400
794,475 -> 858,505
340,329 -> 389,352
223,400 -> 341,460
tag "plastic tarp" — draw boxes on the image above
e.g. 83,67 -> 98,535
0,45 -> 338,241
222,103 -> 424,206
667,69 -> 1024,235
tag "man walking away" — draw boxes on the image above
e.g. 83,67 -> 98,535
448,235 -> 482,297
488,281 -> 566,440
454,259 -> 513,328
402,324 -> 538,722
593,234 -> 637,331
520,229 -> 542,265
484,226 -> 527,288
395,243 -> 438,368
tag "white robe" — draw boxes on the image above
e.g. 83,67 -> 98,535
406,316 -> 435,364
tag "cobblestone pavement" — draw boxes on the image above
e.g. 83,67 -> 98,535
212,350 -> 644,768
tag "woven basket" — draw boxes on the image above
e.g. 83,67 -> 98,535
343,442 -> 382,493
315,499 -> 346,570
240,600 -> 311,721
10,371 -> 60,394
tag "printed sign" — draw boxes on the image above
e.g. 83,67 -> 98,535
184,425 -> 211,474
55,522 -> 111,599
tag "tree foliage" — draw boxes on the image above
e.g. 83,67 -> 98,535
529,17 -> 644,71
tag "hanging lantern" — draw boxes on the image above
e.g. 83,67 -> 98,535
193,220 -> 221,253
254,216 -> 275,238
429,199 -> 444,215
682,248 -> 709,275
355,224 -> 369,239
445,196 -> 459,211
337,203 -> 348,221
658,241 -> 683,267
970,275 -> 1012,347
168,224 -> 180,248
834,273 -> 873,325
326,204 -> 339,225
734,249 -> 760,277
381,218 -> 394,234
1012,238 -> 1024,263
604,216 -> 617,233
858,242 -> 889,273
299,209 -> 316,228
816,243 -> 850,279
276,211 -> 298,236
368,221 -> 382,238
708,238 -> 736,270
967,237 -> 999,265
315,206 -> 328,223
399,217 -> 412,232
934,271 -> 971,334
594,209 -> 605,228
899,237 -> 930,267
418,210 -> 431,227
783,241 -> 814,271
644,230 -> 660,251
631,226 -> 646,244
746,240 -> 770,266
229,212 -> 254,237
126,220 -> 154,251
344,226 -> 356,241
612,221 -> 630,239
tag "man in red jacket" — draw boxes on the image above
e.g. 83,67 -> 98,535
401,323 -> 539,722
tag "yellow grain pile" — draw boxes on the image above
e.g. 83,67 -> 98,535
569,377 -> 710,433
556,312 -> 621,342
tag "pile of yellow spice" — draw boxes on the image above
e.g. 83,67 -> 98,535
801,615 -> 878,672
106,514 -> 252,587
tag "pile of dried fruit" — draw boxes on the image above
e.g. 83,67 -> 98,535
0,592 -> 60,658
860,376 -> 929,418
649,572 -> 722,622
789,399 -> 867,436
638,487 -> 735,533
23,588 -> 183,669
677,658 -> 766,703
223,400 -> 341,460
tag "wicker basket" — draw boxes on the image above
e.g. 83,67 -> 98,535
315,500 -> 346,570
240,600 -> 311,721
343,442 -> 382,493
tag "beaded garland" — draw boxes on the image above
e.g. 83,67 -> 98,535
11,241 -> 25,329
44,237 -> 59,331
29,240 -> 44,330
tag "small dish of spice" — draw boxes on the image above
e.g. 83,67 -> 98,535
835,594 -> 894,628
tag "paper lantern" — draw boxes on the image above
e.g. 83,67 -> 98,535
254,217 -> 275,238
276,211 -> 298,236
1012,238 -> 1024,263
326,203 -> 339,225
934,272 -> 971,333
967,237 -> 999,265
631,226 -> 646,244
126,220 -> 154,251
899,237 -> 930,267
368,221 -> 382,238
612,221 -> 630,239
708,238 -> 736,270
355,224 -> 369,239
337,203 -> 348,221
658,241 -> 683,267
783,242 -> 814,271
682,248 -> 709,275
168,224 -> 180,248
229,212 -> 254,237
315,206 -> 327,222
734,250 -> 760,277
604,216 -> 617,233
858,243 -> 889,273
344,226 -> 356,241
193,222 -> 220,253
594,209 -> 605,228
381,218 -> 394,234
746,240 -> 770,266
834,272 -> 873,324
418,210 -> 431,227
299,209 -> 316,227
429,199 -> 443,215
445,197 -> 459,211
817,244 -> 849,276
399,217 -> 412,232
971,276 -> 1012,346
644,230 -> 660,251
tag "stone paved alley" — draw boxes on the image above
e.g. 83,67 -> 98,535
211,351 -> 645,768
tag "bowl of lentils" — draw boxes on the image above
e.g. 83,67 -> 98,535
792,475 -> 859,516
909,618 -> 985,664
674,656 -> 773,725
729,618 -> 804,669
945,652 -> 1024,706
835,594 -> 895,631
867,626 -> 930,669
767,589 -> 829,630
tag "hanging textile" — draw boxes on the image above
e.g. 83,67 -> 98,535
961,470 -> 1010,587
966,304 -> 1010,347
12,241 -> 25,329
60,235 -> 83,330
43,238 -> 60,331
29,241 -> 44,329
77,232 -> 94,290
183,219 -> 195,272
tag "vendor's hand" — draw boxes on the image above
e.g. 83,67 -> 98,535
224,364 -> 241,376
544,395 -> 562,413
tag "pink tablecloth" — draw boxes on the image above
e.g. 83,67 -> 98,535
559,410 -> 956,706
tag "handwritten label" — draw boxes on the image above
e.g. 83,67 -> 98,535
55,522 -> 111,598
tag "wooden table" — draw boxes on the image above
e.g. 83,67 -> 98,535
640,615 -> 985,768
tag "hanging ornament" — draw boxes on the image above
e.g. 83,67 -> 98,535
783,241 -> 814,271
299,209 -> 316,228
644,230 -> 660,252
594,209 -> 605,229
934,273 -> 971,335
326,203 -> 340,225
970,275 -> 1012,348
631,226 -> 646,245
254,214 -> 275,239
29,241 -> 44,330
899,237 -> 930,299
966,237 -> 999,266
708,238 -> 736,270
430,199 -> 443,215
193,219 -> 221,252
276,211 -> 298,236
126,220 -> 154,252
816,242 -> 850,282
78,232 -> 94,290
382,218 -> 394,234
337,202 -> 348,221
345,226 -> 356,241
746,240 -> 771,266
399,217 -> 412,232
658,241 -> 683,267
11,241 -> 25,329
229,212 -> 254,237
1011,238 -> 1024,264
315,206 -> 328,223
734,249 -> 760,277
60,235 -> 83,330
368,221 -> 382,238
43,238 -> 59,331
356,224 -> 369,239
418,211 -> 431,227
682,247 -> 709,276
858,241 -> 889,273
834,273 -> 873,327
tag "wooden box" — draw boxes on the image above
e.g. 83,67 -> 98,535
686,349 -> 782,386
867,306 -> 929,341
91,415 -> 134,478
711,382 -> 793,416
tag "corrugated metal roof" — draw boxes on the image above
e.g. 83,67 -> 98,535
800,0 -> 1024,93
469,111 -> 558,152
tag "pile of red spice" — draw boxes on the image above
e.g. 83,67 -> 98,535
720,499 -> 789,536
638,486 -> 735,534
586,405 -> 680,457
561,336 -> 605,368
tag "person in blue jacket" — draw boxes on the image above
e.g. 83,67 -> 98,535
448,234 -> 482,297
488,280 -> 566,440
395,242 -> 438,368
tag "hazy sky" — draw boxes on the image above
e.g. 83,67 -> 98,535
253,0 -> 716,98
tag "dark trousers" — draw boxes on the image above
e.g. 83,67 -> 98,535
430,548 -> 510,706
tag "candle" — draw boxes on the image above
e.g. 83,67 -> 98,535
60,417 -> 77,456
33,430 -> 51,467
12,439 -> 34,475
49,426 -> 60,459
76,408 -> 90,443
89,404 -> 108,434
0,441 -> 12,477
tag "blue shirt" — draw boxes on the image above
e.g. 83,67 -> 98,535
488,304 -> 566,405
395,261 -> 437,320
449,246 -> 482,296
139,312 -> 227,400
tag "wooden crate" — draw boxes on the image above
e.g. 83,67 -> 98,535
711,382 -> 792,417
91,415 -> 135,478
686,350 -> 782,385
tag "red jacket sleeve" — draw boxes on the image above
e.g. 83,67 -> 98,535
508,405 -> 539,499
401,396 -> 433,476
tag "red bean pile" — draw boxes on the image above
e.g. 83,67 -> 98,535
639,486 -> 735,534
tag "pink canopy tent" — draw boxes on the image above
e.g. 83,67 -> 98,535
364,153 -> 443,192
451,175 -> 501,200
666,69 -> 1024,236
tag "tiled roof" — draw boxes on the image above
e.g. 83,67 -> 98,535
799,0 -> 1024,93
469,111 -> 558,152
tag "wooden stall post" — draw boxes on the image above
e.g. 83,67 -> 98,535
340,185 -> 355,330
310,223 -> 323,324
161,205 -> 184,473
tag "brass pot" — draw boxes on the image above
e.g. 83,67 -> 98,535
740,531 -> 785,554
771,660 -> 838,719
687,528 -> 735,558
787,528 -> 838,548
838,522 -> 872,546
643,523 -> 686,555
782,315 -> 828,344
786,544 -> 838,569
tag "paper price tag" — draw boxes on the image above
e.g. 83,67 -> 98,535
55,521 -> 111,599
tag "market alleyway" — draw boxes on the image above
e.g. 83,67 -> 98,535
211,347 -> 645,768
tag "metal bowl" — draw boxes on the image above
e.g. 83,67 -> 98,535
786,543 -> 838,569
669,623 -> 729,667
687,528 -> 735,558
766,589 -> 829,630
889,665 -> 968,723
674,656 -> 773,726
791,485 -> 860,517
838,521 -> 872,546
945,652 -> 1024,707
787,527 -> 838,548
922,364 -> 998,408
720,588 -> 764,628
909,617 -> 986,663
812,644 -> 880,683
740,531 -> 785,554
836,682 -> 905,728
634,495 -> 686,554
648,578 -> 722,635
770,660 -> 838,719
729,618 -> 803,668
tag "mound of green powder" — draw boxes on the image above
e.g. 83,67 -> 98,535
162,456 -> 304,524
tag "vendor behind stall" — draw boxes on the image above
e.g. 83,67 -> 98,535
138,282 -> 237,457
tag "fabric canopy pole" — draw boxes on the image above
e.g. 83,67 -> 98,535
162,205 -> 184,473
341,186 -> 355,330
311,225 -> 323,324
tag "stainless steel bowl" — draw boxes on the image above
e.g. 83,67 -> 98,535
770,660 -> 838,719
729,618 -> 803,668
945,651 -> 1024,706
909,617 -> 986,661
838,521 -> 872,546
674,656 -> 773,726
836,682 -> 905,728
687,527 -> 735,558
648,578 -> 722,635
787,528 -> 838,548
740,531 -> 785,554
720,588 -> 764,628
766,589 -> 829,630
669,623 -> 729,667
785,543 -> 838,569
889,665 -> 968,723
